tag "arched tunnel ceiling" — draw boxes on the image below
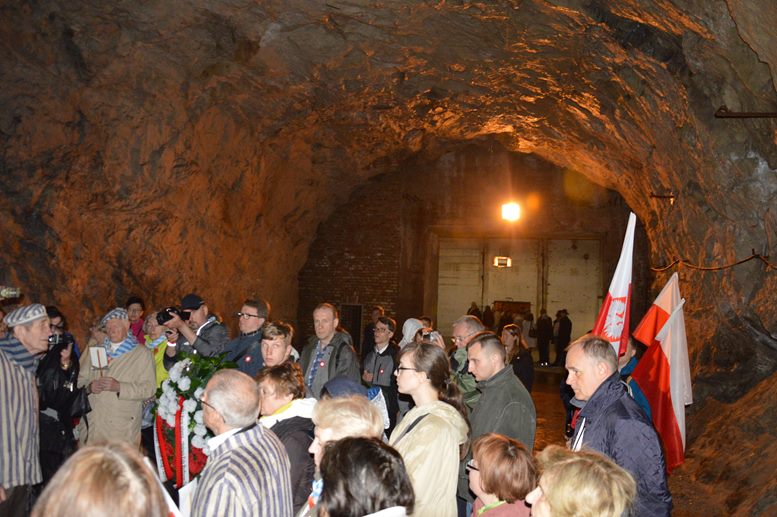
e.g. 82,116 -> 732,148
1,1 -> 777,512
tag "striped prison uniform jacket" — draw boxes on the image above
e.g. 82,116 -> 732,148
0,338 -> 41,489
192,423 -> 293,517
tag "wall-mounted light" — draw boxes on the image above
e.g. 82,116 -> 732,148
502,202 -> 521,221
650,192 -> 676,206
493,256 -> 512,268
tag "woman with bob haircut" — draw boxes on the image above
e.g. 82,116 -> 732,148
467,433 -> 536,516
31,441 -> 168,517
256,362 -> 317,513
525,445 -> 636,517
296,395 -> 384,517
390,343 -> 469,517
319,437 -> 414,517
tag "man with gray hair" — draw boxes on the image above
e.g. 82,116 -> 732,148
1,304 -> 50,514
77,307 -> 155,446
450,315 -> 485,408
193,369 -> 292,517
565,334 -> 671,516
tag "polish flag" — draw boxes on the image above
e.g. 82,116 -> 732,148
592,212 -> 636,357
631,274 -> 693,472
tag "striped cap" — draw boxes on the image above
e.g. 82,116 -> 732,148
100,307 -> 129,327
3,303 -> 47,327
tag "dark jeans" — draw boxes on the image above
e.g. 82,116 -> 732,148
538,338 -> 551,364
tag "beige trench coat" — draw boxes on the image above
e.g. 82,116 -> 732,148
77,344 -> 156,446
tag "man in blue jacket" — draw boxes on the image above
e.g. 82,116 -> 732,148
566,334 -> 672,516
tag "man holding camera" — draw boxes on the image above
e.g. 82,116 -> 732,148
163,293 -> 230,358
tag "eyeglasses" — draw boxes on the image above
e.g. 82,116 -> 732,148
451,332 -> 476,345
165,330 -> 176,336
374,327 -> 390,334
395,366 -> 420,374
198,395 -> 217,411
50,323 -> 65,331
466,460 -> 479,472
236,312 -> 261,319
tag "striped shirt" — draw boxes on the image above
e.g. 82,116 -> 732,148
192,424 -> 293,517
0,338 -> 41,488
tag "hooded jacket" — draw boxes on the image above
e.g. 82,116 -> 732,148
570,371 -> 672,517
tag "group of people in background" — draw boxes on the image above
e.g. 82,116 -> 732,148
1,293 -> 670,517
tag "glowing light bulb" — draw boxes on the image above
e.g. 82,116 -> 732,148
501,202 -> 521,222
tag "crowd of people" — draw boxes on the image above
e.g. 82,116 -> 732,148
1,294 -> 671,516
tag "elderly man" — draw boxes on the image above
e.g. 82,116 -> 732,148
77,308 -> 155,446
193,369 -> 293,517
566,334 -> 671,516
450,315 -> 485,409
165,293 -> 229,357
223,299 -> 270,377
261,321 -> 295,368
0,304 -> 50,514
300,303 -> 360,399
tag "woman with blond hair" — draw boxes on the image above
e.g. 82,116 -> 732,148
467,433 -> 535,516
296,395 -> 384,517
31,441 -> 168,517
525,445 -> 636,517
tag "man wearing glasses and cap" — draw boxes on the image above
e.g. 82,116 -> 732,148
164,293 -> 230,358
223,299 -> 270,377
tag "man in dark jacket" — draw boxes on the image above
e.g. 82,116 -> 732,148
223,299 -> 270,377
299,303 -> 360,399
566,335 -> 671,517
361,316 -> 399,435
535,308 -> 553,366
552,309 -> 572,366
165,293 -> 230,357
457,331 -> 536,508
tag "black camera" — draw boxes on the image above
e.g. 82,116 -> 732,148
156,306 -> 189,325
48,332 -> 75,349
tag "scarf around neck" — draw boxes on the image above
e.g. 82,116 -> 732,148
102,333 -> 138,361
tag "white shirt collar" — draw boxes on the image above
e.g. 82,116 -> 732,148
207,427 -> 241,452
375,343 -> 389,354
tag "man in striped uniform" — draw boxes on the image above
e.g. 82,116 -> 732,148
193,369 -> 293,517
0,304 -> 51,515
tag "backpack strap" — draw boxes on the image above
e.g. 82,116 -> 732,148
392,414 -> 430,445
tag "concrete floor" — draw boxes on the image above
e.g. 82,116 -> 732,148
531,366 -> 569,451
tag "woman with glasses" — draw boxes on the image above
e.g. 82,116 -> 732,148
467,433 -> 535,516
389,343 -> 469,517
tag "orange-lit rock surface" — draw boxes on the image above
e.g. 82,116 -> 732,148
1,2 -> 775,513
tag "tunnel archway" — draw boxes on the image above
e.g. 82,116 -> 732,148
1,2 -> 776,513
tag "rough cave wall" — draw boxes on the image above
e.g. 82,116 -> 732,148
1,0 -> 776,513
297,143 -> 651,346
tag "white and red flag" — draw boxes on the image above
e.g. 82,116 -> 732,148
592,212 -> 636,357
631,273 -> 693,472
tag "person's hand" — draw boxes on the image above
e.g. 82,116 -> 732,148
362,370 -> 374,383
0,485 -> 6,503
98,377 -> 121,392
164,311 -> 184,330
60,343 -> 73,367
89,379 -> 103,395
90,325 -> 107,344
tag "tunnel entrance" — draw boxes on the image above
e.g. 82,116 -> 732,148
297,140 -> 650,344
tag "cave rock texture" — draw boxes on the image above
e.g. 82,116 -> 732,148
1,1 -> 776,514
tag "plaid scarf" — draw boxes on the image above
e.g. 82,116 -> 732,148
102,333 -> 138,361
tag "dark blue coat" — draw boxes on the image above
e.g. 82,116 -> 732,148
571,371 -> 672,517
